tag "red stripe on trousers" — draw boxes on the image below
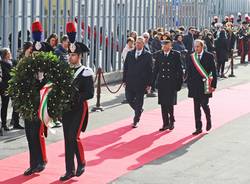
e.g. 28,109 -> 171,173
39,122 -> 47,163
76,101 -> 88,165
248,40 -> 250,62
240,40 -> 245,63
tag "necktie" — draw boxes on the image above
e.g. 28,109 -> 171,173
198,55 -> 201,61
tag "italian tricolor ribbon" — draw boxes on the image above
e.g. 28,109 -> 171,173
191,53 -> 213,94
38,82 -> 53,127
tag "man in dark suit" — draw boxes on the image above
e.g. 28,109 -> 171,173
183,27 -> 195,54
123,36 -> 153,128
153,40 -> 183,131
186,39 -> 217,135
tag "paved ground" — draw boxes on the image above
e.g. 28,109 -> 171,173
1,58 -> 250,184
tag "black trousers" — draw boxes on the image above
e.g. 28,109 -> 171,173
62,102 -> 88,173
217,61 -> 226,75
125,88 -> 145,123
1,95 -> 10,127
193,97 -> 211,131
24,119 -> 47,168
161,105 -> 174,127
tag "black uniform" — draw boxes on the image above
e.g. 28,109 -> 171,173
123,49 -> 153,126
24,75 -> 48,175
153,50 -> 183,130
62,65 -> 94,174
186,51 -> 217,132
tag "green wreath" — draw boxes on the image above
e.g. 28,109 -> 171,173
8,52 -> 74,121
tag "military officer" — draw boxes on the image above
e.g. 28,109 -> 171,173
60,22 -> 94,181
153,40 -> 183,131
23,21 -> 50,176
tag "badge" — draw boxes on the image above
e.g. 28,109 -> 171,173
35,42 -> 42,51
70,43 -> 76,53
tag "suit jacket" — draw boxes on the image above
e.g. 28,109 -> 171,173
183,33 -> 194,53
153,50 -> 183,105
123,49 -> 153,92
186,51 -> 217,98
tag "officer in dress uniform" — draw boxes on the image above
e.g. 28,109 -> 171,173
186,39 -> 217,135
60,22 -> 94,181
153,40 -> 183,131
23,21 -> 49,176
238,21 -> 249,64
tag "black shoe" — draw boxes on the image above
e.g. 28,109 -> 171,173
192,130 -> 202,135
13,124 -> 24,129
60,172 -> 75,181
2,126 -> 10,131
169,124 -> 175,131
159,125 -> 169,131
132,121 -> 139,128
76,164 -> 85,177
23,167 -> 36,176
206,122 -> 212,131
34,163 -> 46,173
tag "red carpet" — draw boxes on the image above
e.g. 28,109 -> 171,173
1,83 -> 250,184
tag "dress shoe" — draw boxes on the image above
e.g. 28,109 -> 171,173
60,172 -> 75,181
34,163 -> 46,173
169,121 -> 175,131
192,130 -> 202,135
13,124 -> 24,129
3,126 -> 10,131
206,122 -> 212,131
132,121 -> 138,128
76,164 -> 85,177
23,167 -> 36,176
159,126 -> 169,131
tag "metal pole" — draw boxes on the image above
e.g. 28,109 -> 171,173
90,0 -> 95,68
102,0 -> 107,70
77,0 -> 82,42
12,0 -> 19,59
134,0 -> 137,31
21,0 -> 28,46
39,0 -> 44,29
63,0 -> 68,35
143,0 -> 147,32
84,0 -> 89,45
151,0 -> 155,28
138,0 -> 142,34
71,0 -> 75,21
31,0 -> 36,22
2,0 -> 8,47
113,0 -> 118,71
96,0 -> 101,68
56,0 -> 61,37
48,0 -> 53,36
129,0 -> 133,31
107,0 -> 112,72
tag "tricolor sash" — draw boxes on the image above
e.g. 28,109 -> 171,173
191,53 -> 213,94
38,82 -> 53,127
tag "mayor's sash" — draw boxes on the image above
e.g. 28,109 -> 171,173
191,53 -> 213,94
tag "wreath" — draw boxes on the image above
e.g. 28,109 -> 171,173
8,52 -> 74,122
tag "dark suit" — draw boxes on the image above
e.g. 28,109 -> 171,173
62,66 -> 94,173
0,60 -> 13,128
186,51 -> 217,131
153,50 -> 183,128
183,33 -> 194,54
123,49 -> 153,123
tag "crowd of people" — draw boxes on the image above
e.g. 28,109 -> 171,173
0,13 -> 250,181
